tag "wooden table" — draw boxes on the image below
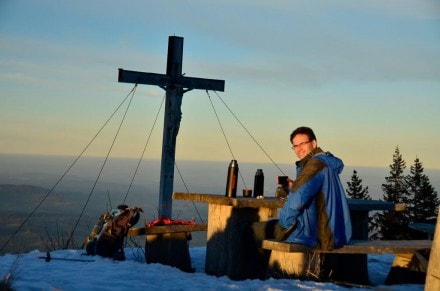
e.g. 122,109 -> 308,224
173,192 -> 283,280
172,192 -> 399,281
347,198 -> 399,240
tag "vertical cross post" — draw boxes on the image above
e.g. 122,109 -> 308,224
159,37 -> 184,218
118,36 -> 225,218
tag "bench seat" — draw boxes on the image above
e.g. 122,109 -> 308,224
262,239 -> 432,284
127,223 -> 207,236
262,239 -> 432,254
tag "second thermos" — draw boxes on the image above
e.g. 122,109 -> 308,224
253,169 -> 264,197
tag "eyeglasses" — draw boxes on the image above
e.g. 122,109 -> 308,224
291,140 -> 311,149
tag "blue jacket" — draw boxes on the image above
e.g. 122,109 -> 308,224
279,148 -> 352,250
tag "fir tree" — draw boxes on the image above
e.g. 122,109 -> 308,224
371,146 -> 410,239
382,146 -> 408,205
346,169 -> 371,200
406,157 -> 439,224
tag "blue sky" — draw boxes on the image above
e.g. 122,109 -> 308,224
1,0 -> 440,169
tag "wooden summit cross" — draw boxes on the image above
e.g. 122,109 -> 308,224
118,36 -> 225,218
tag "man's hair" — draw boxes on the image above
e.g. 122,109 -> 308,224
290,126 -> 317,143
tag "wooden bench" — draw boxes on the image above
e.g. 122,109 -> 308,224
127,223 -> 208,236
262,239 -> 432,284
127,224 -> 207,272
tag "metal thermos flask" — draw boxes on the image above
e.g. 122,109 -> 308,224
225,160 -> 239,198
253,169 -> 264,197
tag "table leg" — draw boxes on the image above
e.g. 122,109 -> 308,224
145,232 -> 194,273
205,203 -> 277,280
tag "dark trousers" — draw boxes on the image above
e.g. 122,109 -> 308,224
243,219 -> 290,279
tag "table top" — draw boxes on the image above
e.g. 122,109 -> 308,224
346,198 -> 397,211
173,192 -> 284,209
409,223 -> 436,234
173,192 -> 398,211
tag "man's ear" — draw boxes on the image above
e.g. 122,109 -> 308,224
312,140 -> 318,148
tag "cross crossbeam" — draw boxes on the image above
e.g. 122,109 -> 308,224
118,69 -> 225,92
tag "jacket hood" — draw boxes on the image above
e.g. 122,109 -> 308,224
296,147 -> 344,174
314,150 -> 344,174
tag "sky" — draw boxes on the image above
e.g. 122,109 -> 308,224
1,0 -> 440,169
0,247 -> 425,290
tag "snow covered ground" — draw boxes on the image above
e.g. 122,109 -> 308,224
0,246 -> 425,290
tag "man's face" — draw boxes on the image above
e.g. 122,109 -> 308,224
292,133 -> 316,160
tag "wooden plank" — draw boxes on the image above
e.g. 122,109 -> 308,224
347,198 -> 404,211
426,211 -> 440,291
119,70 -> 225,91
409,223 -> 436,235
262,239 -> 432,254
127,224 -> 207,236
173,192 -> 284,209
173,193 -> 405,212
262,240 -> 313,253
